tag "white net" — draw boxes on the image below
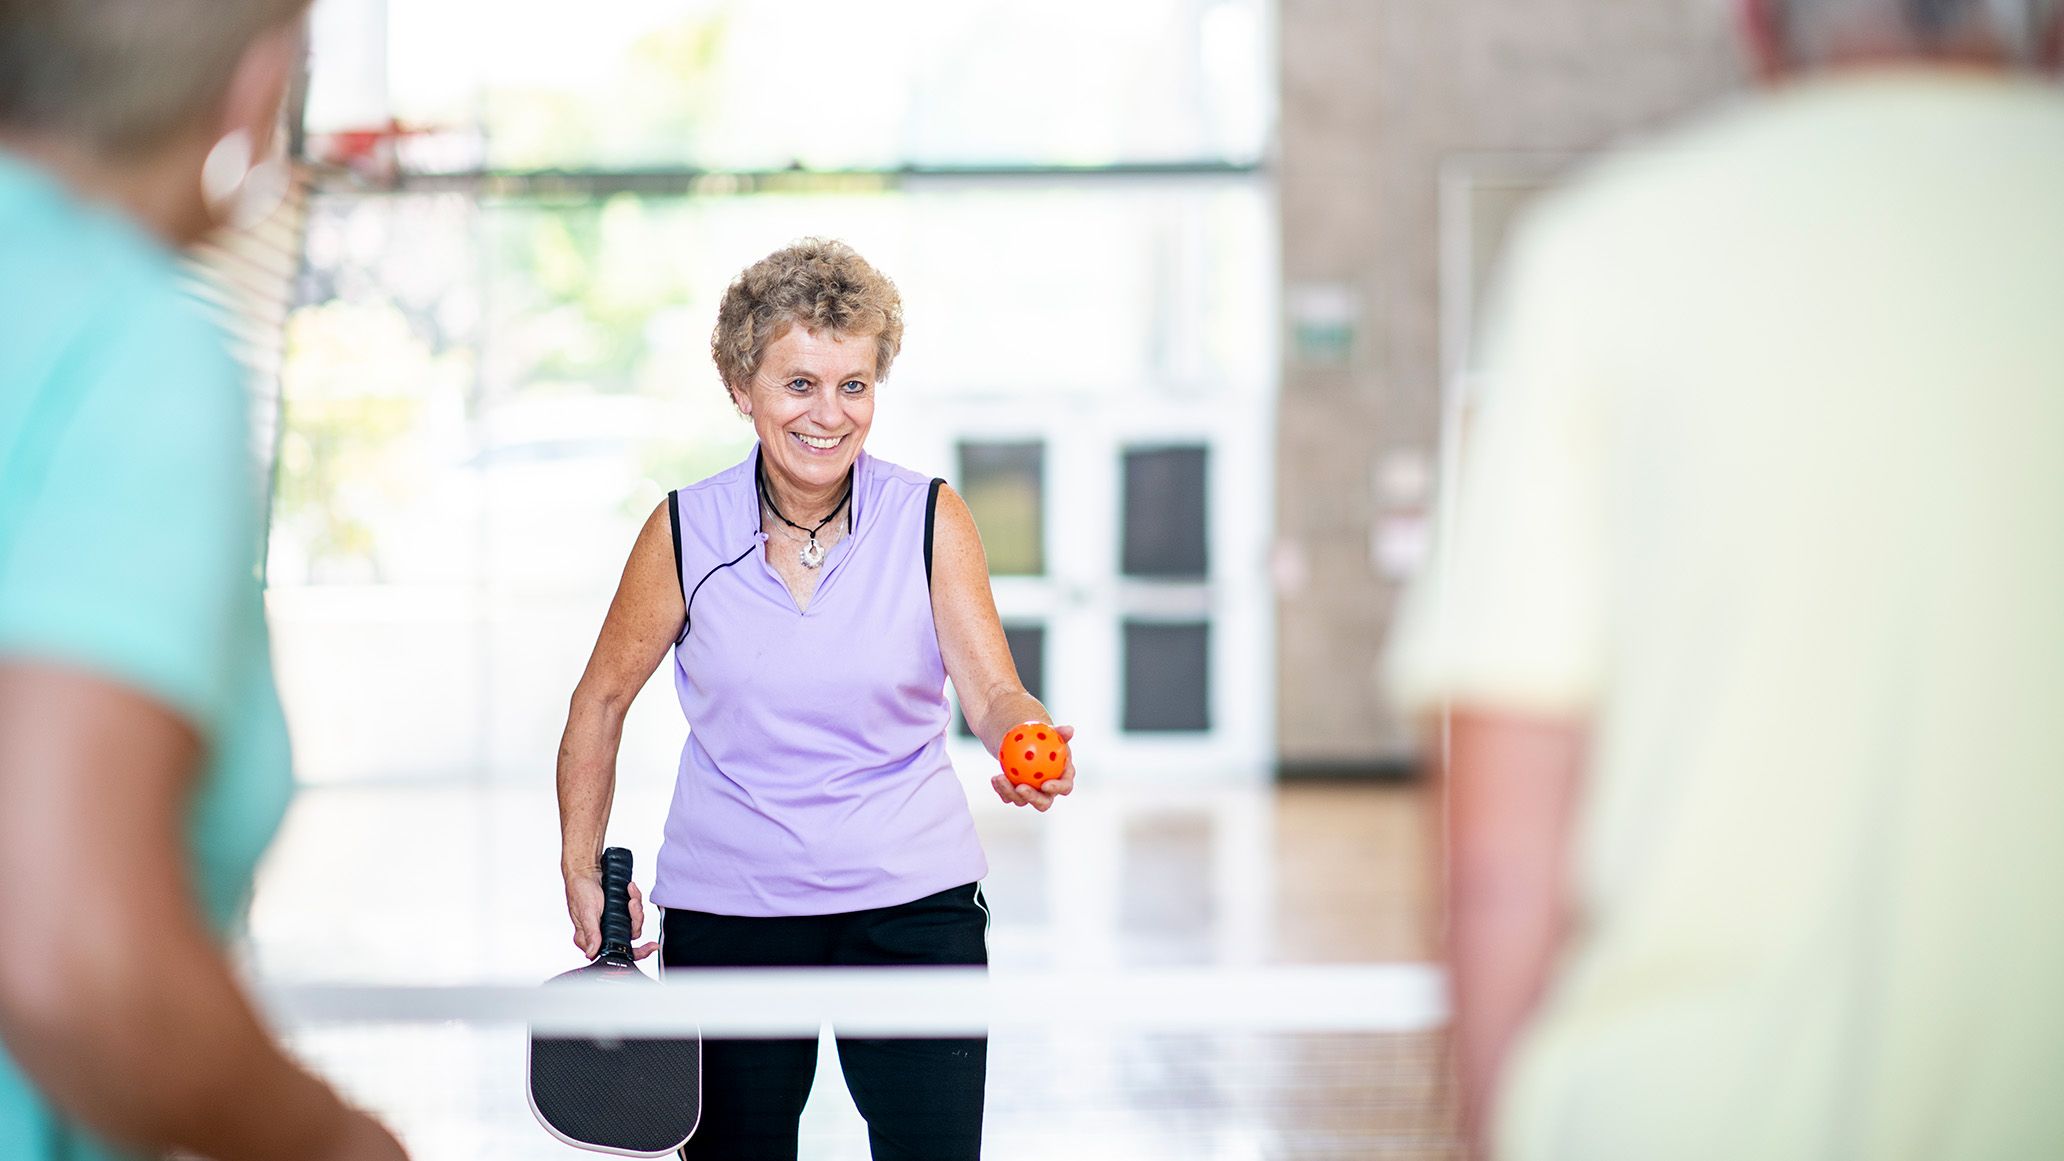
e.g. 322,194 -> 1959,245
270,967 -> 1456,1160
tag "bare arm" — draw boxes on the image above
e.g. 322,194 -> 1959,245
929,485 -> 1074,810
558,500 -> 684,955
1438,707 -> 1586,1157
0,664 -> 405,1161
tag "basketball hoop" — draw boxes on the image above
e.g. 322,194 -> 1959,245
305,118 -> 479,187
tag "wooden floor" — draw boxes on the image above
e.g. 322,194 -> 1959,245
256,779 -> 1457,1159
1272,782 -> 1439,963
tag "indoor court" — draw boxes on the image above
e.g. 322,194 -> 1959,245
16,0 -> 2049,1158
164,1 -> 1739,1156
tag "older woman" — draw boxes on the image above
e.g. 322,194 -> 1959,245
0,2 -> 406,1159
558,238 -> 1072,1159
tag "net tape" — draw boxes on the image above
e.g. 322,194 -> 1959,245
266,964 -> 1446,1037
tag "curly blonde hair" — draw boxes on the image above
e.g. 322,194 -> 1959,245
711,239 -> 905,399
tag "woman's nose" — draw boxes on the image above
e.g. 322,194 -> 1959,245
808,388 -> 844,424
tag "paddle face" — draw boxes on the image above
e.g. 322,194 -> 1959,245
527,848 -> 701,1156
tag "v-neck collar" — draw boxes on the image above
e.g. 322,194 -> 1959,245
742,443 -> 871,614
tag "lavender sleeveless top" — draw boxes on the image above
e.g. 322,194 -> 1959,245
651,446 -> 989,916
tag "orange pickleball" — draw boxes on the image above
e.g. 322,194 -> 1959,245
1001,723 -> 1069,790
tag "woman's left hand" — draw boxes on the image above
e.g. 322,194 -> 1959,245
990,724 -> 1076,812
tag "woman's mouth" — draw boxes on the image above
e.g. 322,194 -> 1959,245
792,432 -> 844,452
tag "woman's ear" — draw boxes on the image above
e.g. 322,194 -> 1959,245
215,19 -> 301,159
729,381 -> 752,417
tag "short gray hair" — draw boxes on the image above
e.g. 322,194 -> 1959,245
711,239 -> 905,395
1777,0 -> 2062,62
0,0 -> 310,156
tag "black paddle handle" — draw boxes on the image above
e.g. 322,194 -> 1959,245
599,846 -> 634,964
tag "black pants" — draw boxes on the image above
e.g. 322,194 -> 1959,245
660,883 -> 989,1161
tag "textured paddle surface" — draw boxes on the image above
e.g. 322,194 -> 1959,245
529,1025 -> 701,1155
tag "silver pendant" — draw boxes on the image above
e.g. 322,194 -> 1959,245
800,537 -> 825,569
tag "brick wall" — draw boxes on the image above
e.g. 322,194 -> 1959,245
1274,0 -> 1741,771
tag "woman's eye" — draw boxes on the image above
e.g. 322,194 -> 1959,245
842,380 -> 868,394
788,378 -> 811,391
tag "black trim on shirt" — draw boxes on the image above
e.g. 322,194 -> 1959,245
667,489 -> 685,603
924,477 -> 946,589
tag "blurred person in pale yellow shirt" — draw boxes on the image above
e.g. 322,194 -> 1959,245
1387,1 -> 2064,1158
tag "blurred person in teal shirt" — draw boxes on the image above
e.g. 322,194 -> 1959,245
0,0 -> 406,1158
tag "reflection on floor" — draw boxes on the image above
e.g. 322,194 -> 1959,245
252,779 -> 1455,1159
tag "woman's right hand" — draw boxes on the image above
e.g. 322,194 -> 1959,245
563,865 -> 658,961
557,501 -> 683,961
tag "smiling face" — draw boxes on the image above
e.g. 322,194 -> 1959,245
730,323 -> 878,505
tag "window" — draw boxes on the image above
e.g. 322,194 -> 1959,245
1122,446 -> 1209,578
305,0 -> 1270,174
1123,621 -> 1210,731
958,441 -> 1044,576
280,0 -> 1272,783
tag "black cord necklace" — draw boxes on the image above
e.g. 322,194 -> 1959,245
757,458 -> 853,569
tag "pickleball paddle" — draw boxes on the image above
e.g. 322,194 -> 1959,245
527,847 -> 700,1156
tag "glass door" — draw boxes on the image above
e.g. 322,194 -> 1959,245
906,382 -> 1276,786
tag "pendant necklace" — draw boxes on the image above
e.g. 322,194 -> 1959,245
757,460 -> 852,569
